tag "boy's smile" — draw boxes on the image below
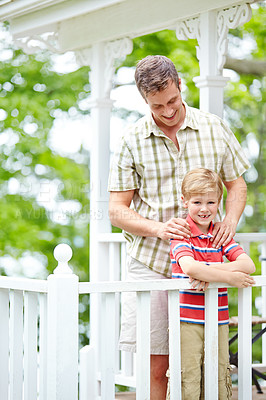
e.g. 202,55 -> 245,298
183,192 -> 219,234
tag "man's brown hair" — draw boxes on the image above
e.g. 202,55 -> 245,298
135,55 -> 180,99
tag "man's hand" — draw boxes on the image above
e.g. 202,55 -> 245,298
212,176 -> 247,248
157,217 -> 191,241
211,217 -> 237,249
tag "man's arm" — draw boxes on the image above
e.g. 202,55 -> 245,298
109,191 -> 191,240
179,255 -> 255,289
212,176 -> 247,248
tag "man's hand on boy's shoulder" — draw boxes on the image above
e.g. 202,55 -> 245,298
211,218 -> 237,249
158,217 -> 191,241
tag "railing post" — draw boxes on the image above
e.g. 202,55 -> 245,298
238,287 -> 252,400
261,241 -> 266,364
47,244 -> 79,400
204,288 -> 218,399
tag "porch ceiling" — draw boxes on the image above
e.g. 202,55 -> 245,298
0,0 -> 257,52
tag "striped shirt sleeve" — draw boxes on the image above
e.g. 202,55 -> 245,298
223,239 -> 245,261
170,239 -> 194,261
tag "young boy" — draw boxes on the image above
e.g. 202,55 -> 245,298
167,168 -> 255,400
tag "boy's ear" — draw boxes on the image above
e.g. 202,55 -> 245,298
181,195 -> 188,208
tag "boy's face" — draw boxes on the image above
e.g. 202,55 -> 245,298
183,192 -> 219,233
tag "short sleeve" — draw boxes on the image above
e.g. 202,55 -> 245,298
170,238 -> 194,262
223,239 -> 245,262
108,137 -> 140,192
219,120 -> 251,182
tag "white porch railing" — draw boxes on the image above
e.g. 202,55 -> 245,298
0,234 -> 265,399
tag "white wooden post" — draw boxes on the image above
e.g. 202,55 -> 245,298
47,244 -> 79,400
0,288 -> 9,398
136,291 -> 150,400
261,241 -> 266,364
24,292 -> 38,400
10,290 -> 24,400
76,39 -> 133,396
80,345 -> 97,400
193,10 -> 229,118
168,290 -> 181,400
204,288 -> 218,400
238,287 -> 252,400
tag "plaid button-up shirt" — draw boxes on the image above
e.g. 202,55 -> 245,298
108,102 -> 250,277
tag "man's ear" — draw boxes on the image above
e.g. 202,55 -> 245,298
181,195 -> 188,208
178,78 -> 182,92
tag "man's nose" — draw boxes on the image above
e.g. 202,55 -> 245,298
164,105 -> 174,116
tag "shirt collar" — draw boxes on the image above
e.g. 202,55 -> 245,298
143,101 -> 199,139
187,214 -> 214,239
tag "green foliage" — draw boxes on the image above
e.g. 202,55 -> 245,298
0,26 -> 90,280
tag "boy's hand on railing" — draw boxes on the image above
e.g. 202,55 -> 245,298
189,277 -> 209,291
228,271 -> 255,288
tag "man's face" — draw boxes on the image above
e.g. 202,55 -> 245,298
145,80 -> 184,129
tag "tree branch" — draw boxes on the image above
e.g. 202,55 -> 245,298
225,56 -> 266,76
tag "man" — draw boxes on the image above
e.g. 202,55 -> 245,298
108,55 -> 250,399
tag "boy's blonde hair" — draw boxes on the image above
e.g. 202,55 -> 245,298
182,168 -> 223,202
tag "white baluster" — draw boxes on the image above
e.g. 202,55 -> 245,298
0,288 -> 9,398
39,292 -> 47,400
168,290 -> 181,400
10,290 -> 24,400
101,292 -> 116,399
238,287 -> 252,400
136,291 -> 150,400
24,291 -> 38,400
205,288 -> 218,400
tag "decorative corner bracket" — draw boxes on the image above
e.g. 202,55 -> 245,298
176,17 -> 200,60
217,3 -> 252,73
104,37 -> 133,97
75,47 -> 93,67
175,3 -> 252,73
14,31 -> 60,55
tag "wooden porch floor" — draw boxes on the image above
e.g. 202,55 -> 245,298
115,386 -> 265,399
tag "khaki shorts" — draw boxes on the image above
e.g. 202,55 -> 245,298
166,322 -> 232,400
118,256 -> 169,355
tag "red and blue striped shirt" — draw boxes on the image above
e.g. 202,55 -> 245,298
170,215 -> 245,325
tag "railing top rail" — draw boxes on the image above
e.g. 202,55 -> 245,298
97,232 -> 266,243
79,274 -> 266,294
97,232 -> 126,243
235,232 -> 266,241
0,276 -> 48,293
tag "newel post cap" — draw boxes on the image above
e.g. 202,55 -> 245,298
53,243 -> 73,274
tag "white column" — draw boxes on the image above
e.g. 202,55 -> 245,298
176,3 -> 252,117
76,38 -> 133,397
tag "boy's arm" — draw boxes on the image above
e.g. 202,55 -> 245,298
209,253 -> 255,274
179,256 -> 255,289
